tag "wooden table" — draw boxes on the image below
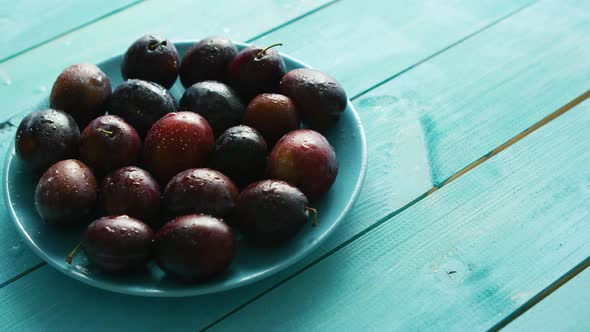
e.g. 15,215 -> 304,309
0,0 -> 589,330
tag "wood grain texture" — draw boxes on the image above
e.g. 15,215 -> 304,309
0,0 -> 530,287
211,97 -> 590,332
0,0 -> 334,286
251,0 -> 534,98
506,267 -> 590,332
0,0 -> 141,61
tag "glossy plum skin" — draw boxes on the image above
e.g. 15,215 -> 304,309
154,214 -> 234,282
209,126 -> 267,188
179,36 -> 238,87
121,34 -> 179,89
35,159 -> 98,226
179,81 -> 245,137
163,168 -> 238,220
79,115 -> 141,175
109,79 -> 177,137
236,180 -> 309,246
83,215 -> 154,273
243,93 -> 299,146
50,63 -> 111,128
268,129 -> 338,199
279,68 -> 347,129
100,167 -> 161,225
226,45 -> 286,100
15,109 -> 80,171
142,112 -> 215,184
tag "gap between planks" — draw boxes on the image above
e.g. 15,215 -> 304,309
493,256 -> 590,331
202,90 -> 590,331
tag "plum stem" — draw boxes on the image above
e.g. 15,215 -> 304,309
148,40 -> 167,50
96,127 -> 113,136
305,207 -> 318,227
65,241 -> 83,264
256,43 -> 283,59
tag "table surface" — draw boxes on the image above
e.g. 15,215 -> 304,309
0,0 -> 588,331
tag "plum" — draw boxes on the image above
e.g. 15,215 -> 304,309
15,109 -> 80,171
236,180 -> 313,246
179,81 -> 244,137
243,93 -> 299,146
227,43 -> 286,100
179,36 -> 238,87
100,166 -> 161,226
50,63 -> 111,128
268,129 -> 338,199
279,68 -> 346,129
79,115 -> 141,175
121,34 -> 179,89
109,79 -> 177,137
209,126 -> 267,187
163,168 -> 238,220
81,215 -> 153,273
154,214 -> 234,282
142,112 -> 214,184
35,159 -> 98,226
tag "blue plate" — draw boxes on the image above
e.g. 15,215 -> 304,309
4,42 -> 367,297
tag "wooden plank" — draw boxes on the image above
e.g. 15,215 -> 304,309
0,0 -> 532,123
0,0 -> 334,285
0,0 -> 141,61
506,266 -> 590,332
209,97 -> 590,331
0,0 -> 529,286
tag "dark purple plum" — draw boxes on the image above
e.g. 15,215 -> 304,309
109,79 -> 177,137
35,159 -> 97,226
279,68 -> 347,129
179,36 -> 238,87
209,126 -> 267,188
82,215 -> 153,273
100,167 -> 161,225
243,93 -> 299,146
236,180 -> 312,246
15,109 -> 80,171
179,81 -> 244,137
121,34 -> 179,89
79,115 -> 141,175
226,43 -> 286,100
50,63 -> 111,128
155,214 -> 234,282
268,129 -> 338,199
163,168 -> 238,220
142,112 -> 215,184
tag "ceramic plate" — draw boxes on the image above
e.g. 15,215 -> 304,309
4,41 -> 367,297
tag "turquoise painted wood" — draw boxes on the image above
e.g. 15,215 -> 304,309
252,0 -> 535,97
210,97 -> 590,331
0,0 -> 588,330
506,268 -> 590,332
0,0 -> 553,330
0,0 -> 334,286
0,0 -> 529,287
0,0 -> 141,61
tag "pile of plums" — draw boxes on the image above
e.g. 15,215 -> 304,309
15,35 -> 346,282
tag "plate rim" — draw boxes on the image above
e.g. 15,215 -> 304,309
3,40 -> 368,297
